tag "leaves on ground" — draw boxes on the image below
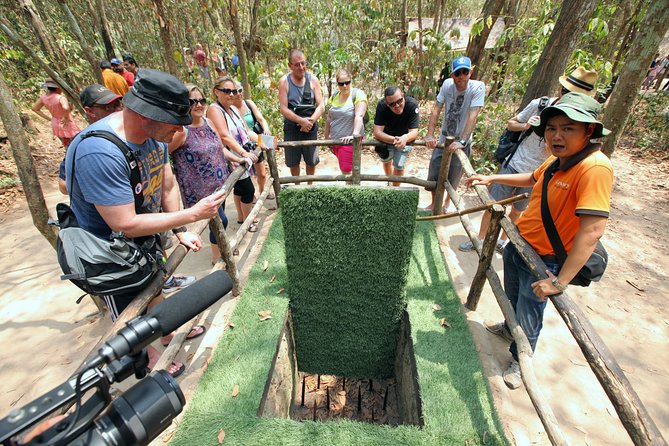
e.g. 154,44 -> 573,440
276,287 -> 285,294
433,304 -> 442,311
269,274 -> 276,283
258,310 -> 272,321
231,385 -> 239,397
217,428 -> 225,443
439,317 -> 450,328
262,260 -> 269,271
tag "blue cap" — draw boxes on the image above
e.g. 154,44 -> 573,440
110,58 -> 121,65
451,56 -> 472,74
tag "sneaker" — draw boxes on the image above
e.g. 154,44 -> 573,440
503,359 -> 522,389
458,239 -> 480,252
483,320 -> 514,343
495,239 -> 508,254
162,275 -> 196,294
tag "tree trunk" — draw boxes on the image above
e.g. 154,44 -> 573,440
602,0 -> 669,157
151,0 -> 178,75
0,18 -> 87,120
228,0 -> 250,95
466,0 -> 505,79
611,0 -> 644,77
488,0 -> 519,97
433,0 -> 443,35
57,0 -> 104,85
95,0 -> 115,59
17,0 -> 67,68
399,0 -> 408,47
518,0 -> 598,111
0,72 -> 58,249
246,0 -> 261,60
202,0 -> 221,29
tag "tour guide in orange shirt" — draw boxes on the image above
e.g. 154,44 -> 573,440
464,92 -> 614,389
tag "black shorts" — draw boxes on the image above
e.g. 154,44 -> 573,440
283,121 -> 319,167
234,176 -> 255,203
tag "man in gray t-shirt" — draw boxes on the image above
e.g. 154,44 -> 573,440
425,56 -> 485,211
459,66 -> 598,254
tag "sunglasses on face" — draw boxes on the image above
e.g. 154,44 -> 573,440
453,69 -> 470,77
215,87 -> 239,95
337,80 -> 351,86
237,88 -> 243,94
189,98 -> 206,106
92,100 -> 122,112
387,97 -> 404,108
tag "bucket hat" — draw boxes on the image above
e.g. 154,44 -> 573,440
532,92 -> 610,139
80,84 -> 121,107
451,56 -> 472,74
559,66 -> 598,97
42,78 -> 59,89
123,69 -> 192,126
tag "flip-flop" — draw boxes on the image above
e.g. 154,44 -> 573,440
167,361 -> 185,378
267,192 -> 276,200
233,248 -> 239,256
161,325 -> 207,346
248,223 -> 259,233
238,218 -> 259,225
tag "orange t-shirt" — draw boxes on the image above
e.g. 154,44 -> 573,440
102,69 -> 129,96
517,149 -> 613,256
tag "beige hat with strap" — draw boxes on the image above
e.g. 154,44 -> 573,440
559,66 -> 597,97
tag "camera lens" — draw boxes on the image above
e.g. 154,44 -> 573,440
92,371 -> 184,446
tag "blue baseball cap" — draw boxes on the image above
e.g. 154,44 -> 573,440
451,56 -> 472,74
110,58 -> 122,65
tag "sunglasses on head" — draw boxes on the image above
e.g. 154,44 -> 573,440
337,80 -> 351,86
453,69 -> 470,77
133,89 -> 191,116
215,87 -> 239,95
387,97 -> 404,108
189,98 -> 206,106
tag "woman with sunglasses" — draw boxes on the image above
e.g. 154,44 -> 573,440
168,84 -> 251,263
208,77 -> 261,236
231,81 -> 274,199
323,69 -> 368,175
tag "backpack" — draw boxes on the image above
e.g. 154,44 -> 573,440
56,130 -> 165,296
494,96 -> 551,165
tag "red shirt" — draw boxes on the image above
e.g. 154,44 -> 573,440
194,49 -> 207,67
122,70 -> 134,87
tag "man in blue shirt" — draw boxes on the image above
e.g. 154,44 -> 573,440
66,69 -> 226,376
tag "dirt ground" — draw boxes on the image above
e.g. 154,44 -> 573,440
0,117 -> 667,446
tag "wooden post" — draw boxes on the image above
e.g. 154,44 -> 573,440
210,215 -> 241,296
265,147 -> 282,207
466,203 -> 504,310
351,134 -> 362,185
432,137 -> 454,215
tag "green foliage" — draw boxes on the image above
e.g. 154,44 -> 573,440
470,99 -> 515,174
170,216 -> 507,446
281,187 -> 419,378
624,93 -> 669,154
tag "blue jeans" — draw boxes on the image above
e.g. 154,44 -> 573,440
503,242 -> 560,361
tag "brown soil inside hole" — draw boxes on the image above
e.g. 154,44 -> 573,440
291,373 -> 400,425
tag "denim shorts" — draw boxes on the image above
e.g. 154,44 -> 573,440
375,144 -> 411,170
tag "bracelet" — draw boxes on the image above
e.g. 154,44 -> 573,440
551,277 -> 567,292
172,226 -> 187,234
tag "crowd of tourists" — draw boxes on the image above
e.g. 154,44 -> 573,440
45,47 -> 614,387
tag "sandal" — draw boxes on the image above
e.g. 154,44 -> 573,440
161,325 -> 207,346
267,192 -> 276,200
167,361 -> 185,378
233,248 -> 239,256
237,218 -> 259,225
248,223 -> 259,233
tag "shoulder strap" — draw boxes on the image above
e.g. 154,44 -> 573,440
79,130 -> 144,213
540,159 -> 568,264
301,73 -> 312,104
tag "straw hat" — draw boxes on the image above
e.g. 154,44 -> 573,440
559,66 -> 598,97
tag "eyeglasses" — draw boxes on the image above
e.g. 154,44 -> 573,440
386,97 -> 404,108
337,80 -> 351,86
453,69 -> 470,77
189,98 -> 206,106
215,87 -> 239,95
131,88 -> 191,115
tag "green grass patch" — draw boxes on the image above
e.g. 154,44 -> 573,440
281,187 -> 418,378
169,214 -> 507,445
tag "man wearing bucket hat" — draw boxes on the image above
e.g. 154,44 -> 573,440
425,55 -> 485,210
65,69 -> 227,377
464,92 -> 614,389
459,67 -> 598,254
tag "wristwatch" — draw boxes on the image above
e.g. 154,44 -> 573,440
458,138 -> 467,147
551,277 -> 567,292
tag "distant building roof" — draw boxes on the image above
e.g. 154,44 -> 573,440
407,17 -> 506,51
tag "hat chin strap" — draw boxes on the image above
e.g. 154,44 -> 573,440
567,75 -> 593,91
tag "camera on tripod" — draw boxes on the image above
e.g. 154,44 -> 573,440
0,270 -> 233,446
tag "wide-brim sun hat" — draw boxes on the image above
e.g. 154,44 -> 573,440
559,66 -> 598,97
531,92 -> 610,139
123,68 -> 192,126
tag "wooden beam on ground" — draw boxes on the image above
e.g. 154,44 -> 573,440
445,180 -> 568,446
452,148 -> 667,446
432,137 -> 455,215
466,204 -> 504,311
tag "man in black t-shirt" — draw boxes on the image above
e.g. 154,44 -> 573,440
373,86 -> 420,186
